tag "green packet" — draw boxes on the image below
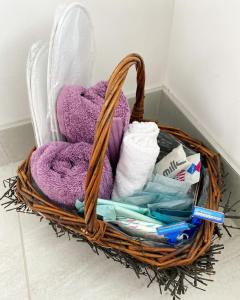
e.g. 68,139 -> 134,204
75,199 -> 186,225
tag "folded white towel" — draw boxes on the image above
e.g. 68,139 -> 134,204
112,121 -> 160,199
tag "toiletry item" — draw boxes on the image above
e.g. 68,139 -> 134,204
175,153 -> 201,184
156,222 -> 192,245
30,141 -> 113,209
75,199 -> 165,225
148,197 -> 193,214
157,131 -> 196,162
192,206 -> 224,224
150,211 -> 187,224
154,144 -> 190,178
152,208 -> 192,219
48,2 -> 95,141
112,121 -> 160,199
111,218 -> 165,242
113,174 -> 192,209
114,192 -> 192,208
113,219 -> 192,245
146,174 -> 191,195
57,81 -> 130,169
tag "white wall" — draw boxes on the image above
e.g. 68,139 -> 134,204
2,0 -> 239,173
165,0 -> 240,173
0,0 -> 174,128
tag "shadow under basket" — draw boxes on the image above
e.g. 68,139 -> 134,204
2,54 -> 223,299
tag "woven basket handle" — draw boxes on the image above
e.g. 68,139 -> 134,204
84,53 -> 145,235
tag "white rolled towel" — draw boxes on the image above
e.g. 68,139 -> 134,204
112,121 -> 160,199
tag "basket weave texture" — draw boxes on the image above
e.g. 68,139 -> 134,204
16,54 -> 221,268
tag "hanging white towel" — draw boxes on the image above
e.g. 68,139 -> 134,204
112,121 -> 160,199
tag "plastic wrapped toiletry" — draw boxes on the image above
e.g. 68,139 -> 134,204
113,192 -> 158,206
147,196 -> 193,212
112,219 -> 193,245
152,208 -> 192,218
175,153 -> 201,184
76,198 -> 189,225
154,144 -> 190,178
75,199 -> 165,225
146,174 -> 191,194
150,211 -> 188,223
75,197 -> 196,245
113,175 -> 192,208
27,42 -> 51,146
157,131 -> 196,161
156,222 -> 193,245
110,218 -> 165,242
47,2 -> 95,141
110,174 -> 194,224
77,188 -> 193,225
114,192 -> 192,209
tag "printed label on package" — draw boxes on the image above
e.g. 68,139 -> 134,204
192,206 -> 224,224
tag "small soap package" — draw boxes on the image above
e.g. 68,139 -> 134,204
175,153 -> 201,184
154,144 -> 190,178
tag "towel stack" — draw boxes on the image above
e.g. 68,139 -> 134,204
31,142 -> 113,209
57,81 -> 130,169
30,81 -> 130,209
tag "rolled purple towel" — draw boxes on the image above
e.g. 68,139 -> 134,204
30,141 -> 113,209
56,81 -> 130,170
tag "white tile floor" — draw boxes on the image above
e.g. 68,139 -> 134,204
0,163 -> 240,300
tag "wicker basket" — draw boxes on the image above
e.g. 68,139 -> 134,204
11,53 -> 222,295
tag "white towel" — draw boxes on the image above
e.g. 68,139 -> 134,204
112,121 -> 160,199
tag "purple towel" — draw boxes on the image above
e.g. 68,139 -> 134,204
30,141 -> 113,209
56,81 -> 130,170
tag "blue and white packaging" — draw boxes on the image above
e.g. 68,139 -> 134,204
156,222 -> 192,244
192,206 -> 224,224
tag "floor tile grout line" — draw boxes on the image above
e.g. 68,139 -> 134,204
17,213 -> 32,300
